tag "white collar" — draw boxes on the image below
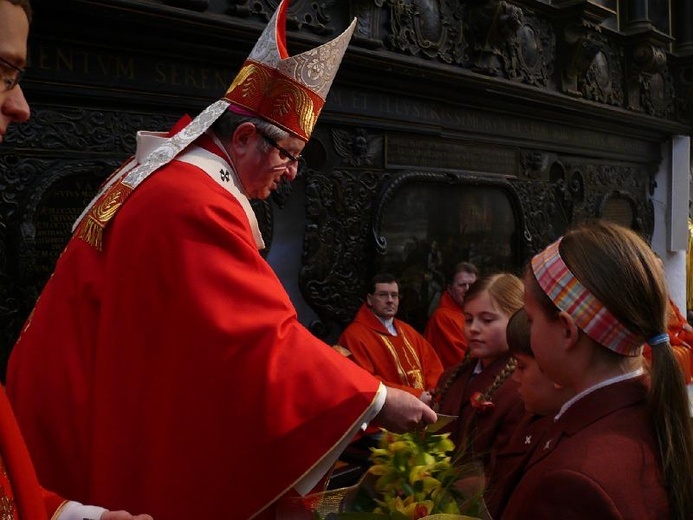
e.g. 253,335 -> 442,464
377,316 -> 397,336
554,367 -> 645,421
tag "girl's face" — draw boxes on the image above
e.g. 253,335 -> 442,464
511,353 -> 569,416
522,275 -> 570,386
464,291 -> 511,366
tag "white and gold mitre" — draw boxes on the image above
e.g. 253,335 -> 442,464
224,0 -> 357,141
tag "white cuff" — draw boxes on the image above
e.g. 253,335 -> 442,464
56,501 -> 108,520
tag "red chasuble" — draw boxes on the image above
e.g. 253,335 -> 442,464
338,304 -> 443,397
7,137 -> 380,519
424,291 -> 469,369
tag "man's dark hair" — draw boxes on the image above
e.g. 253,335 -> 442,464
368,273 -> 398,295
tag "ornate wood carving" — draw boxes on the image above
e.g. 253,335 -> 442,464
226,0 -> 338,34
467,0 -> 525,76
384,0 -> 467,64
561,23 -> 603,94
300,168 -> 387,328
332,128 -> 383,167
679,61 -> 693,122
627,44 -> 676,118
565,161 -> 655,238
8,107 -> 176,154
349,0 -> 387,48
506,13 -> 555,87
508,179 -> 562,254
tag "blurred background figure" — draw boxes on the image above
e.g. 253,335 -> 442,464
426,262 -> 479,368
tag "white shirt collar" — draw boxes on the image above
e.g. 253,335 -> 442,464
377,316 -> 397,336
554,367 -> 645,421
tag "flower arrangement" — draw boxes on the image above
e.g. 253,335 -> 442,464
297,429 -> 486,520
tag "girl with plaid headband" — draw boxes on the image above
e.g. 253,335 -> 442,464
433,273 -> 526,488
504,220 -> 693,520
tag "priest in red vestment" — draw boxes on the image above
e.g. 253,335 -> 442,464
338,274 -> 444,404
5,2 -> 436,519
425,262 -> 478,368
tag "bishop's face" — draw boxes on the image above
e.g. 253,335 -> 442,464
236,129 -> 305,200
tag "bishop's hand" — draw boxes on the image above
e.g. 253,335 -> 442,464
375,386 -> 437,433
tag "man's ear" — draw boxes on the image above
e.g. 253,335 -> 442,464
231,122 -> 257,154
557,310 -> 581,349
366,294 -> 373,307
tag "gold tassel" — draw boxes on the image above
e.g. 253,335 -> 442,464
76,181 -> 133,252
78,216 -> 105,251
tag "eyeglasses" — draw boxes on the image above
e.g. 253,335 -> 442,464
258,131 -> 302,163
0,56 -> 25,92
374,292 -> 400,300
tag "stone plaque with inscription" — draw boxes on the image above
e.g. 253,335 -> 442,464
386,135 -> 519,175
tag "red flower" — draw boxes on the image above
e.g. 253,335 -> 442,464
414,504 -> 429,519
470,391 -> 494,413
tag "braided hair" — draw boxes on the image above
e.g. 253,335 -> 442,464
434,272 -> 524,408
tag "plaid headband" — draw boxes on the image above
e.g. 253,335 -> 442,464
531,238 -> 644,356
